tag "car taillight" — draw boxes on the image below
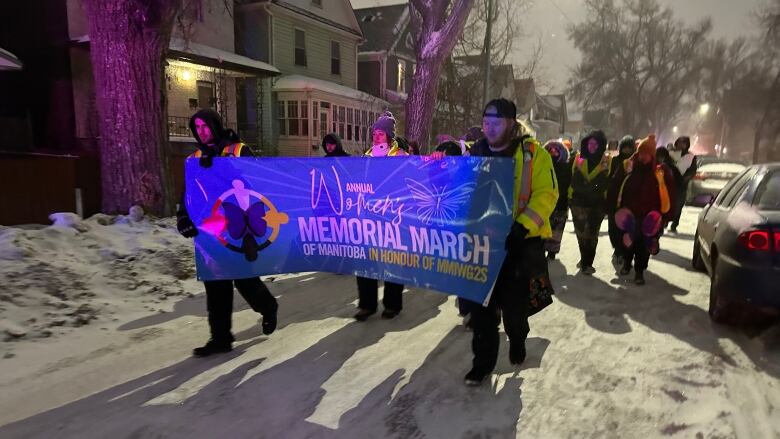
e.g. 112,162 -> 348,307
775,232 -> 780,251
693,172 -> 707,181
738,230 -> 771,251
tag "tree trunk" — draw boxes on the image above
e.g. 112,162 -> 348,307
405,59 -> 444,150
83,0 -> 181,215
753,66 -> 780,164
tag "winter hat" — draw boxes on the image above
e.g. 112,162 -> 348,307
618,135 -> 636,153
637,134 -> 657,158
674,136 -> 691,153
483,98 -> 517,119
463,126 -> 485,142
372,111 -> 397,139
544,140 -> 570,164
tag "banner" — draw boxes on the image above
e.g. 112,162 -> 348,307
185,156 -> 515,304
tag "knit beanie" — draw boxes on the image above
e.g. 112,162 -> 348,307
637,134 -> 657,157
372,111 -> 396,140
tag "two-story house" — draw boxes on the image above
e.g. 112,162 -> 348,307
236,0 -> 389,156
353,4 -> 415,136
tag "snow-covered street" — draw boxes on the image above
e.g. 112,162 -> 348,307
1,207 -> 778,439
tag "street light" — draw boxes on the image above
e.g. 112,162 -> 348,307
672,126 -> 678,133
699,103 -> 710,115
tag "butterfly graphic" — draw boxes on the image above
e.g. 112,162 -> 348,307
222,202 -> 268,261
405,178 -> 476,226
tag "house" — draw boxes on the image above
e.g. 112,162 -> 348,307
0,0 -> 280,222
353,3 -> 414,136
237,0 -> 389,156
532,93 -> 568,142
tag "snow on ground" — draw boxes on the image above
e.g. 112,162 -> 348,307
0,207 -> 778,438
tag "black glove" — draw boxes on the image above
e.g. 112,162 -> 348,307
199,155 -> 214,168
177,215 -> 199,238
505,222 -> 529,251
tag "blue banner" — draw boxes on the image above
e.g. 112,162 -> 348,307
185,156 -> 515,304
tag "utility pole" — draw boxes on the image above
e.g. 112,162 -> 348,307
482,0 -> 493,106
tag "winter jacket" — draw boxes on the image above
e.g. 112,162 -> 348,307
364,139 -> 408,157
569,130 -> 611,210
471,137 -> 559,239
608,157 -> 677,223
177,109 -> 254,223
321,133 -> 350,157
545,141 -> 572,212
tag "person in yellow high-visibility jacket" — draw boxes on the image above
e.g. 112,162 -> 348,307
463,98 -> 558,386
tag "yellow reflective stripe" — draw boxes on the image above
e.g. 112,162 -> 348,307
517,149 -> 533,210
523,207 -> 544,227
223,143 -> 243,157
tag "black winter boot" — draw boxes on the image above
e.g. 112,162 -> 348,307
635,270 -> 645,285
509,340 -> 527,365
262,302 -> 278,335
193,339 -> 232,357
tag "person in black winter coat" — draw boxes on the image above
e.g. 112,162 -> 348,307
544,140 -> 572,259
607,135 -> 636,266
569,130 -> 611,275
669,136 -> 697,233
321,133 -> 350,157
177,109 -> 279,358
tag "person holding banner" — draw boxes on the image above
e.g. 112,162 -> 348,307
354,111 -> 409,321
463,99 -> 558,386
177,109 -> 279,357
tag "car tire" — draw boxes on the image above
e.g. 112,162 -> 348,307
708,256 -> 734,324
692,230 -> 705,272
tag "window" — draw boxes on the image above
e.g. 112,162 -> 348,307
288,101 -> 299,136
197,80 -> 214,109
294,29 -> 307,67
338,106 -> 346,140
347,108 -> 353,141
331,104 -> 338,133
754,171 -> 780,210
300,100 -> 309,137
278,100 -> 308,138
397,60 -> 405,92
720,169 -> 756,209
331,41 -> 341,75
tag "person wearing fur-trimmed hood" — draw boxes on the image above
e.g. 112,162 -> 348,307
543,140 -> 572,259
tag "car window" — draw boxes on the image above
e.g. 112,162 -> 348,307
753,171 -> 780,211
721,169 -> 757,209
714,168 -> 750,206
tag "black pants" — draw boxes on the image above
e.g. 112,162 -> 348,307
607,213 -> 623,257
204,277 -> 277,343
670,184 -> 688,228
571,206 -> 605,267
624,230 -> 651,272
467,239 -> 538,374
356,277 -> 403,312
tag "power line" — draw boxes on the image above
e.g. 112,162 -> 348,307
545,0 -> 576,27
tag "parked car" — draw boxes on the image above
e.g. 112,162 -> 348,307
687,160 -> 747,205
693,163 -> 780,323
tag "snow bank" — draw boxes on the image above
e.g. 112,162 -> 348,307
0,212 -> 198,343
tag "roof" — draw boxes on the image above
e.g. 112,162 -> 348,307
272,74 -> 389,105
273,0 -> 363,38
354,4 -> 408,53
0,47 -> 23,71
72,35 -> 280,76
168,38 -> 280,76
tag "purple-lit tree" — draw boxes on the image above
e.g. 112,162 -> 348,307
82,0 -> 182,214
406,0 -> 475,149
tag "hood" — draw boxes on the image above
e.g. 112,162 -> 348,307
321,133 -> 347,156
617,135 -> 636,159
544,140 -> 570,164
579,130 -> 608,163
189,108 -> 239,153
